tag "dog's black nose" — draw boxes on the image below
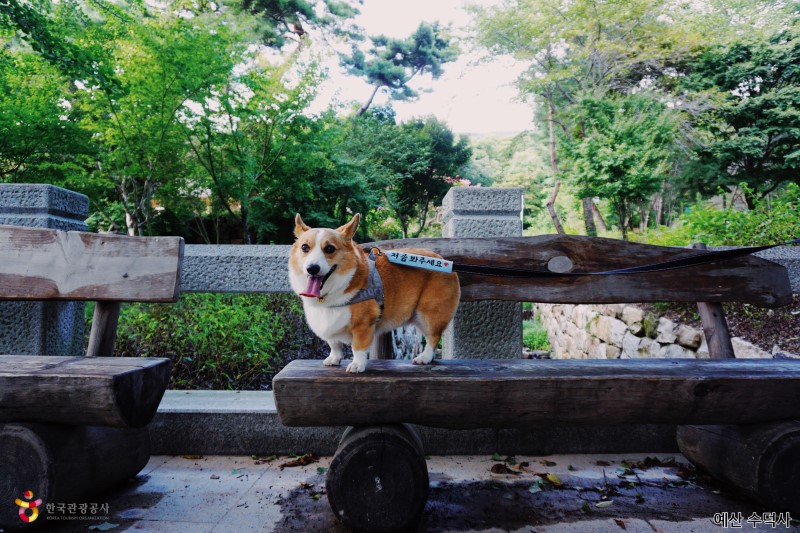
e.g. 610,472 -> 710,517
306,264 -> 321,276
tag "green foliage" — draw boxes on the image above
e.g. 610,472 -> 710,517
562,94 -> 678,239
343,22 -> 458,114
681,23 -> 800,203
640,183 -> 800,246
112,293 -> 305,389
523,317 -> 550,352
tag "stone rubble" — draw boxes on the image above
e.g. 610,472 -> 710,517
533,303 -> 793,360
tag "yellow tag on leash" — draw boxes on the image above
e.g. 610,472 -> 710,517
384,251 -> 453,273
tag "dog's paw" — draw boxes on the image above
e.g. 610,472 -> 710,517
412,354 -> 434,365
323,355 -> 342,366
345,360 -> 367,373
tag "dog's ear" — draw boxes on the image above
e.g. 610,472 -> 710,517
294,214 -> 310,238
336,213 -> 360,242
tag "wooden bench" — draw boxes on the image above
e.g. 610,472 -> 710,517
273,235 -> 800,532
0,225 -> 182,528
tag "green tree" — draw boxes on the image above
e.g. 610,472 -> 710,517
563,94 -> 677,240
681,25 -> 800,206
343,22 -> 458,116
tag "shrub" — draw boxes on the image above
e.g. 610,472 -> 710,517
107,293 -> 313,390
640,184 -> 800,247
523,317 -> 550,351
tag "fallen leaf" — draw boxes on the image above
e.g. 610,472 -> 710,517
181,454 -> 203,460
316,467 -> 328,474
595,460 -> 611,467
614,518 -> 627,530
540,460 -> 557,467
280,453 -> 319,469
543,473 -> 563,487
210,474 -> 220,480
490,463 -> 520,475
491,452 -> 503,461
596,500 -> 614,508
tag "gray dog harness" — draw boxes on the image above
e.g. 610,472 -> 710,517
330,253 -> 384,308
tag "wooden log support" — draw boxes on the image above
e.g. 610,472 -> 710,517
677,422 -> 800,514
86,301 -> 122,357
692,243 -> 736,359
326,424 -> 428,532
273,359 -> 800,429
0,356 -> 171,428
0,423 -> 150,529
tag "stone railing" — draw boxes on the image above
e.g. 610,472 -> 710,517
1,184 -> 798,362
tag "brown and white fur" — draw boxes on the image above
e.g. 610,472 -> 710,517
289,213 -> 460,373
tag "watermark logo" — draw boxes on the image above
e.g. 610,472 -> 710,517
14,490 -> 43,523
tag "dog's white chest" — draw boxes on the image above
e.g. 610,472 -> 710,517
303,303 -> 352,343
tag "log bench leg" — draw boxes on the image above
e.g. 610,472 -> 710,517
0,423 -> 151,529
326,424 -> 429,532
677,421 -> 800,514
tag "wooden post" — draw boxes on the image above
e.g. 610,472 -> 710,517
677,422 -> 800,514
326,424 -> 428,532
692,243 -> 735,359
86,301 -> 122,357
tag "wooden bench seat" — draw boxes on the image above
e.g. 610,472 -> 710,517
273,358 -> 800,428
272,235 -> 798,532
0,355 -> 171,428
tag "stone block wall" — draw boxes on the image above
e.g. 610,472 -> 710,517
535,303 -> 781,360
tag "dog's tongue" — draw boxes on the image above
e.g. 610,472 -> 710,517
300,276 -> 324,298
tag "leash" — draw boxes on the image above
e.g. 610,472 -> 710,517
367,238 -> 799,279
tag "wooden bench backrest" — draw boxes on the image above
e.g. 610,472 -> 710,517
0,225 -> 184,356
366,235 -> 792,308
0,225 -> 184,302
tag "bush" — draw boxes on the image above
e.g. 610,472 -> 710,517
640,184 -> 800,246
523,317 -> 550,351
107,293 -> 315,390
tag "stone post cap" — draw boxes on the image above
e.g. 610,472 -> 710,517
0,184 -> 88,230
442,187 -> 523,217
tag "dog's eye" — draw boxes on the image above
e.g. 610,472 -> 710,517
301,244 -> 310,253
323,245 -> 336,254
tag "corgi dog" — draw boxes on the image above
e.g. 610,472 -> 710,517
289,213 -> 460,373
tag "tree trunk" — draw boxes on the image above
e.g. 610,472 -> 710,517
591,200 -> 608,232
546,100 -> 565,235
357,85 -> 381,117
582,197 -> 597,236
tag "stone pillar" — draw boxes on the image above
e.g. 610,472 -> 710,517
441,187 -> 523,359
0,184 -> 89,356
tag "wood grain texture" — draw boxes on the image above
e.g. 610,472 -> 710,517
273,359 -> 800,429
363,236 -> 792,307
0,355 -> 171,427
86,301 -> 122,356
677,422 -> 800,514
0,225 -> 183,302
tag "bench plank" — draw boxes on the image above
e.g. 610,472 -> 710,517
273,359 -> 800,429
0,355 -> 171,427
0,225 -> 183,302
364,236 -> 792,307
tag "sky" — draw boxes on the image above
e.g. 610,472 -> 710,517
313,0 -> 537,135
